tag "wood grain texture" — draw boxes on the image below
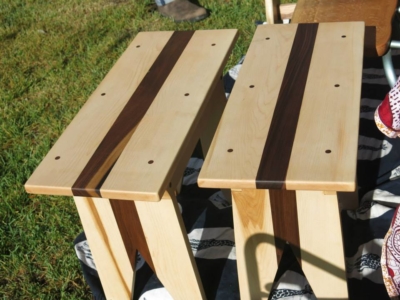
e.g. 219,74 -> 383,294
199,22 -> 362,192
110,199 -> 155,272
269,190 -> 301,264
232,189 -> 277,300
296,190 -> 348,298
72,31 -> 195,197
291,0 -> 397,56
167,78 -> 228,197
256,23 -> 318,189
199,78 -> 227,158
198,24 -> 297,190
74,197 -> 133,299
285,22 -> 364,192
100,29 -> 238,201
25,32 -> 174,196
134,190 -> 206,299
25,29 -> 238,200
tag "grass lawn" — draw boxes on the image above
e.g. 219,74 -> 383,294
0,0 -> 295,298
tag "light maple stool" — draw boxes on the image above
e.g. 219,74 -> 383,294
24,29 -> 238,300
291,0 -> 399,87
198,22 -> 364,299
264,0 -> 280,24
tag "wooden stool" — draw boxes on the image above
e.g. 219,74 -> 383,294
25,29 -> 238,300
291,0 -> 398,87
264,0 -> 280,24
198,23 -> 364,299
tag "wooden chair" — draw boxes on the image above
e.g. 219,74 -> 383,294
199,22 -> 364,299
291,0 -> 399,87
25,29 -> 238,300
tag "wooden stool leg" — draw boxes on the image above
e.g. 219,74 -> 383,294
110,199 -> 155,273
232,189 -> 278,300
74,196 -> 134,300
134,189 -> 206,300
265,0 -> 280,24
296,191 -> 348,299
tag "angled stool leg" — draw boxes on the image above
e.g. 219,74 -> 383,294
110,199 -> 156,274
134,190 -> 206,299
265,0 -> 280,24
296,191 -> 348,299
232,189 -> 278,300
74,196 -> 134,299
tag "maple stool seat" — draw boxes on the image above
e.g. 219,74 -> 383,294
291,0 -> 398,87
25,29 -> 238,300
198,23 -> 364,299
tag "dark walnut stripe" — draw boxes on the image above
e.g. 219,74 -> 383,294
256,23 -> 319,189
364,26 -> 377,57
269,190 -> 301,265
72,31 -> 195,197
110,199 -> 155,272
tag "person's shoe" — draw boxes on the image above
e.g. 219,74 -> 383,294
158,0 -> 208,23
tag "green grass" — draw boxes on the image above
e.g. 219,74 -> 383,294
0,0 -> 295,298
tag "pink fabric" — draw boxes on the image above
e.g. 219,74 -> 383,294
375,77 -> 400,138
382,206 -> 400,298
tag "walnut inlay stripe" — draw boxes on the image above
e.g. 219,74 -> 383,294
72,31 -> 195,197
256,23 -> 319,190
269,190 -> 301,265
110,199 -> 155,272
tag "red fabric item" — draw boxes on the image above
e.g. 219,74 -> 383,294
375,77 -> 400,138
378,94 -> 394,129
382,206 -> 400,297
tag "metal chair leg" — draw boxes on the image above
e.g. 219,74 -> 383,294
383,48 -> 397,88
